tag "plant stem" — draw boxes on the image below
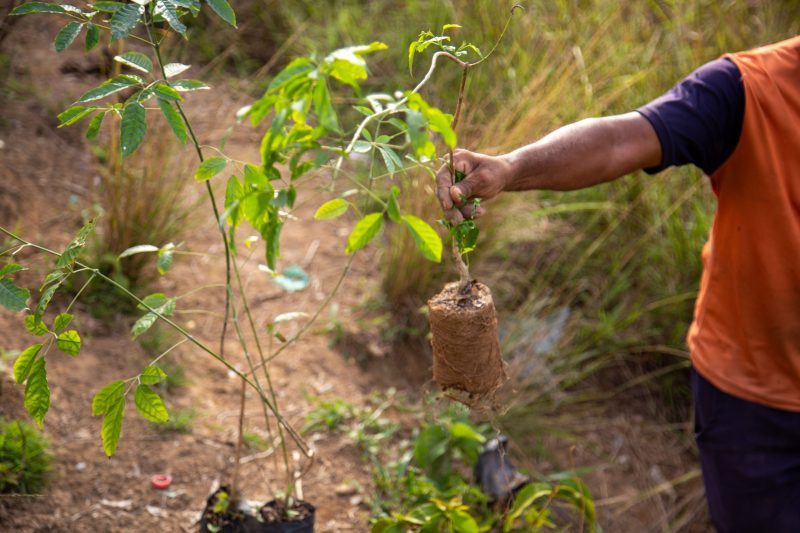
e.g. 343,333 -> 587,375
145,18 -> 233,360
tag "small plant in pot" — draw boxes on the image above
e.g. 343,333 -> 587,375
4,1 -> 522,530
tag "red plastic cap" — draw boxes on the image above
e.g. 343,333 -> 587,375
151,474 -> 172,490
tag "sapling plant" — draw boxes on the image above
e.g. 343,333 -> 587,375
2,0 -> 526,527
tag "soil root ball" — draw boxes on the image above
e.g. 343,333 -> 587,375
428,281 -> 507,403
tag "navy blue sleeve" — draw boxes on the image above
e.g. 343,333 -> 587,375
637,57 -> 744,175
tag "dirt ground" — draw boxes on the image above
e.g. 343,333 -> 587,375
0,12 -> 710,533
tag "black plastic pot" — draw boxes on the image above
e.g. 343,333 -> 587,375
199,487 -> 315,533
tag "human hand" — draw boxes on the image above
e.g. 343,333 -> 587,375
435,149 -> 514,223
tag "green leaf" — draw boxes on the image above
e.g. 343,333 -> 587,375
138,292 -> 170,310
449,421 -> 485,443
312,81 -> 338,132
110,2 -> 143,41
205,0 -> 236,27
453,220 -> 479,255
13,344 -> 42,384
113,51 -> 152,73
140,365 -> 167,385
153,82 -> 182,101
24,315 -> 48,336
157,243 -> 175,275
91,2 -> 125,13
120,102 -> 146,157
163,63 -> 191,78
268,57 -> 314,91
56,218 -> 96,268
387,186 -> 401,222
378,147 -> 403,175
131,297 -> 176,338
24,358 -> 50,428
195,156 -> 227,181
91,380 -> 125,416
134,385 -> 169,423
450,510 -> 479,533
79,75 -> 141,103
119,244 -> 159,258
345,213 -> 383,254
155,0 -> 186,34
314,198 -> 349,220
263,217 -> 283,271
58,105 -> 97,127
85,111 -> 105,139
170,79 -> 209,92
504,483 -> 554,531
101,396 -> 125,456
401,215 -> 442,262
56,330 -> 81,357
224,176 -> 244,227
54,22 -> 83,52
0,263 -> 23,277
85,23 -> 100,51
11,2 -> 66,15
0,278 -> 30,312
156,99 -> 187,143
53,312 -> 73,333
34,282 -> 59,324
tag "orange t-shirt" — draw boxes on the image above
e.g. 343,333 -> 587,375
689,36 -> 800,411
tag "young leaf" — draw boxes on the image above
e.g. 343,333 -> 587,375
53,312 -> 73,333
91,380 -> 125,416
24,315 -> 48,336
205,0 -> 236,27
58,105 -> 97,127
195,156 -> 227,181
402,215 -> 442,262
54,22 -> 83,52
79,75 -> 141,103
157,99 -> 187,143
56,218 -> 96,268
113,51 -> 153,73
11,2 -> 66,15
163,63 -> 190,78
134,385 -> 169,423
155,0 -> 186,34
110,2 -> 144,41
345,213 -> 383,254
101,396 -> 125,456
152,83 -> 182,101
314,198 -> 349,220
13,344 -> 42,384
85,23 -> 100,51
120,102 -> 146,157
131,297 -> 176,338
157,243 -> 175,275
170,79 -> 209,92
119,244 -> 159,258
0,278 -> 30,312
24,358 -> 50,428
56,330 -> 81,357
85,111 -> 106,139
140,365 -> 167,385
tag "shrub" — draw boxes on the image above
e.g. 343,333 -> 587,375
0,419 -> 52,494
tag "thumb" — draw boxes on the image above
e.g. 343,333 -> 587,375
450,178 -> 475,205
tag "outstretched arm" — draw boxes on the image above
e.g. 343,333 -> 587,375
436,111 -> 661,222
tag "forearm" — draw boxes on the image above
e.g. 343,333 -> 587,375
500,112 -> 662,191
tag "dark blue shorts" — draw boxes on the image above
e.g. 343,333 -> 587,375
692,368 -> 800,532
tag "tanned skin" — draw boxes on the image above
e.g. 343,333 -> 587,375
436,112 -> 663,223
